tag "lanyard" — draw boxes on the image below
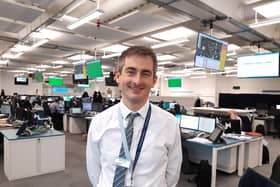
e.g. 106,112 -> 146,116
118,104 -> 151,174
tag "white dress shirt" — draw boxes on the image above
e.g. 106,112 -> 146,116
86,100 -> 182,187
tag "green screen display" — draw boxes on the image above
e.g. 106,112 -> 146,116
168,78 -> 182,88
86,60 -> 103,79
49,77 -> 64,86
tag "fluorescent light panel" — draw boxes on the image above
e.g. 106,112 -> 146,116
249,17 -> 280,28
151,39 -> 189,49
68,54 -> 93,61
108,10 -> 139,24
253,1 -> 280,18
67,9 -> 103,30
102,52 -> 121,59
32,39 -> 49,48
151,27 -> 195,41
157,55 -> 176,61
102,44 -> 128,53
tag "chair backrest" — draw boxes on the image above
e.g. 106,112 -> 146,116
271,155 -> 280,184
240,116 -> 252,132
239,168 -> 278,187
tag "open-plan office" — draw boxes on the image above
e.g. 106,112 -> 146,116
0,0 -> 280,187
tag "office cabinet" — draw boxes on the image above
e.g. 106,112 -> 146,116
2,129 -> 65,180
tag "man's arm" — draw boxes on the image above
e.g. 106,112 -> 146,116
165,121 -> 182,187
86,120 -> 101,187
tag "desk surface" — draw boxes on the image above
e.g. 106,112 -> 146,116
67,113 -> 95,118
185,137 -> 243,147
192,107 -> 256,116
0,129 -> 64,140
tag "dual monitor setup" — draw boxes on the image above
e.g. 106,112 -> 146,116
178,114 -> 216,134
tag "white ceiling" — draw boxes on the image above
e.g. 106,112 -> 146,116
0,0 -> 279,78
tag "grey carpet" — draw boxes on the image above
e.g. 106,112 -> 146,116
0,133 -> 279,187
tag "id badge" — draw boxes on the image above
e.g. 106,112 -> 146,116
115,157 -> 131,168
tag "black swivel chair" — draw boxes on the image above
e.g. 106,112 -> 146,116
239,168 -> 279,187
273,114 -> 280,138
271,155 -> 280,184
240,116 -> 252,132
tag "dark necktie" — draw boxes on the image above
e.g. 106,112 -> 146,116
112,112 -> 139,187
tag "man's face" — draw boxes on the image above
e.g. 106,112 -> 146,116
115,55 -> 157,107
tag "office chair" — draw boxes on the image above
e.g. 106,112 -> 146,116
273,114 -> 280,138
240,116 -> 252,132
271,155 -> 280,184
239,168 -> 278,187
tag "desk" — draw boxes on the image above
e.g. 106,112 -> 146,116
192,107 -> 256,116
67,113 -> 95,134
183,138 -> 244,187
244,136 -> 263,168
1,129 -> 65,180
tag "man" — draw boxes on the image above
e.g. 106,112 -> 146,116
86,46 -> 182,187
49,97 -> 63,130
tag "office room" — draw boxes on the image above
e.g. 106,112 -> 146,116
0,0 -> 280,187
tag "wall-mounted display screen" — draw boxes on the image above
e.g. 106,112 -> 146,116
52,87 -> 68,93
86,60 -> 103,79
105,72 -> 118,87
74,63 -> 87,80
168,78 -> 181,88
14,77 -> 28,85
49,77 -> 64,86
237,52 -> 279,78
194,32 -> 228,71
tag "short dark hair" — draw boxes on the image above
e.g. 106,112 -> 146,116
117,46 -> 157,77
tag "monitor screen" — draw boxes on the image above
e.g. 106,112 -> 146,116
180,115 -> 199,130
71,107 -> 81,114
86,60 -> 103,79
194,32 -> 228,71
105,72 -> 118,87
169,102 -> 176,109
14,77 -> 28,85
198,116 -> 216,133
162,102 -> 170,109
82,102 -> 92,112
276,105 -> 280,110
20,95 -> 27,100
237,52 -> 279,78
0,104 -> 11,115
74,63 -> 87,80
63,96 -> 73,101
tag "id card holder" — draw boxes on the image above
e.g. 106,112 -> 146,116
115,157 -> 131,168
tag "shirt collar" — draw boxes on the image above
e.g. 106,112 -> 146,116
120,100 -> 150,120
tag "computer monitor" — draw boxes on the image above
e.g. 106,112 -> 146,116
71,107 -> 81,114
0,104 -> 11,115
169,102 -> 176,109
230,119 -> 241,134
180,115 -> 199,131
82,102 -> 92,112
198,116 -> 216,133
162,102 -> 170,109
